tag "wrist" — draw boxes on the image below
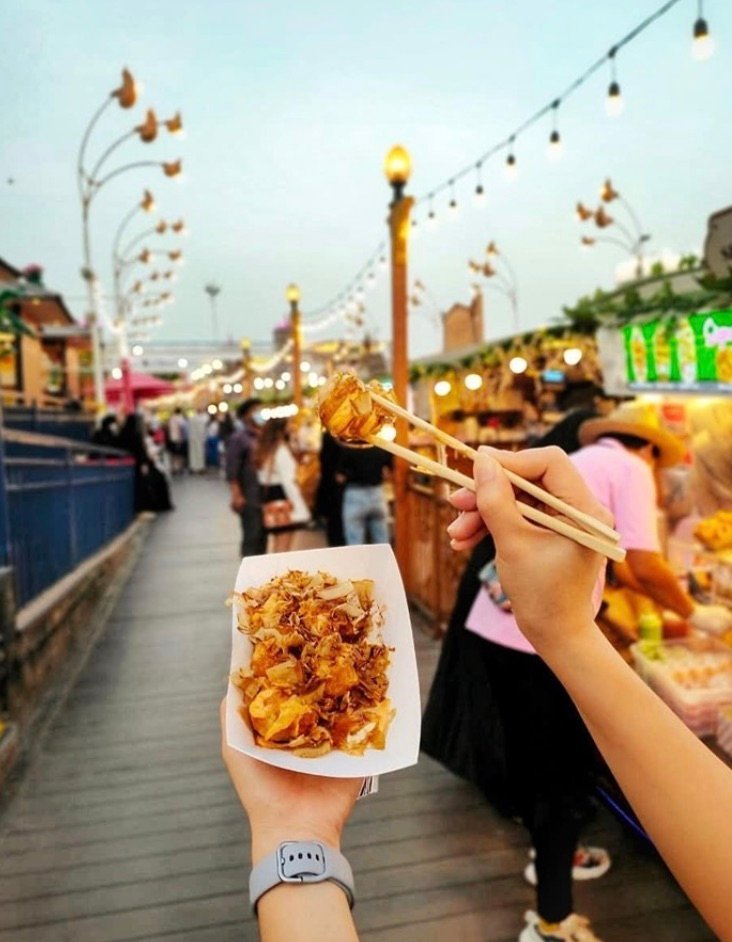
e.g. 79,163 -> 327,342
251,823 -> 343,866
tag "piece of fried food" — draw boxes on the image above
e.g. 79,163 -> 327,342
231,570 -> 394,757
695,510 -> 732,551
318,371 -> 396,443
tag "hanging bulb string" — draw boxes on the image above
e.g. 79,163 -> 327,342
414,0 -> 683,205
295,0 -> 686,334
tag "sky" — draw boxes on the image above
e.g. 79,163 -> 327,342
1,0 -> 730,362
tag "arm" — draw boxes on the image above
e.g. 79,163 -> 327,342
447,447 -> 732,942
625,549 -> 694,618
225,436 -> 246,511
220,703 -> 360,942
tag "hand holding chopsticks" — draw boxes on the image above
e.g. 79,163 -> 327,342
319,373 -> 625,563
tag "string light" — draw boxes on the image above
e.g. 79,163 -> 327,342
563,347 -> 583,366
448,180 -> 458,215
547,100 -> 562,159
427,195 -> 437,230
504,138 -> 518,180
509,356 -> 528,374
233,383 -> 243,393
464,373 -> 483,391
434,380 -> 452,397
692,0 -> 714,60
606,47 -> 624,117
474,163 -> 486,205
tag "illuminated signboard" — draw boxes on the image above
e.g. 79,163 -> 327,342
623,309 -> 732,392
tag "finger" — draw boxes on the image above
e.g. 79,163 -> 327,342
448,487 -> 478,511
474,452 -> 533,549
450,532 -> 486,552
447,509 -> 485,542
479,446 -> 611,524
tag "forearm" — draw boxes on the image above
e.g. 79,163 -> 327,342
252,826 -> 359,942
634,561 -> 694,618
536,627 -> 732,941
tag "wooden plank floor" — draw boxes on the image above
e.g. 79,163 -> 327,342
0,476 -> 714,942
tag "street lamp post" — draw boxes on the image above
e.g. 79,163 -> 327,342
286,284 -> 302,409
77,68 -> 183,413
469,241 -> 519,332
205,283 -> 221,339
575,179 -> 650,278
384,145 -> 414,575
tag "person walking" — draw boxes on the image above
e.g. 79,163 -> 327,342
188,406 -> 208,474
337,444 -> 391,546
167,407 -> 188,476
206,413 -> 221,469
256,418 -> 310,553
225,398 -> 266,558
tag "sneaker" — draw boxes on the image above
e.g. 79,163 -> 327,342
524,845 -> 611,886
519,910 -> 605,942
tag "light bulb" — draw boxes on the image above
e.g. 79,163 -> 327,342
563,347 -> 583,366
207,404 -> 217,415
263,377 -> 274,389
509,356 -> 528,374
378,423 -> 397,442
253,377 -> 265,390
464,373 -> 483,391
111,367 -> 123,380
275,379 -> 286,391
212,358 -> 223,370
219,402 -> 229,413
281,371 -> 291,382
427,209 -> 437,230
692,18 -> 714,60
606,81 -> 624,117
223,383 -> 233,394
504,153 -> 518,180
233,383 -> 243,393
448,198 -> 458,216
547,129 -> 563,160
300,361 -> 311,372
177,357 -> 188,368
132,344 -> 144,356
434,380 -> 452,397
474,184 -> 486,205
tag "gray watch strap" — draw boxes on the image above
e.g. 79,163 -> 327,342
249,841 -> 355,914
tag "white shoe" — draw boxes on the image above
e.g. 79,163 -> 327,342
524,845 -> 611,886
519,910 -> 605,942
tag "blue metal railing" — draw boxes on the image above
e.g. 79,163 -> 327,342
0,428 -> 135,609
3,406 -> 95,445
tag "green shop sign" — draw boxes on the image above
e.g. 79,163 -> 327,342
623,309 -> 732,392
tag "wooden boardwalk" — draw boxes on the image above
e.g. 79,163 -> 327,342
0,476 -> 714,942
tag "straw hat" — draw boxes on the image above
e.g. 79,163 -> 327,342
578,401 -> 685,468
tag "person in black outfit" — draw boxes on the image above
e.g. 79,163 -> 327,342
314,431 -> 346,546
117,414 -> 173,512
91,414 -> 120,449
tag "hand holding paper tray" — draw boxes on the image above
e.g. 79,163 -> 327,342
226,544 -> 421,778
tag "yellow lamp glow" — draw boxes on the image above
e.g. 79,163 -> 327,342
286,283 -> 301,304
563,347 -> 583,366
378,423 -> 397,442
464,373 -> 483,391
509,356 -> 528,374
434,380 -> 452,397
692,17 -> 714,60
384,145 -> 412,187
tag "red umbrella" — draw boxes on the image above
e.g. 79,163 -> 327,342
105,370 -> 173,405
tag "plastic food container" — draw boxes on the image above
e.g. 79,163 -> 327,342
631,635 -> 732,737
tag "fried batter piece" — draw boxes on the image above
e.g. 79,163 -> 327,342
231,570 -> 394,757
318,371 -> 397,443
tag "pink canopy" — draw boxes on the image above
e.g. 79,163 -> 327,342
105,371 -> 173,405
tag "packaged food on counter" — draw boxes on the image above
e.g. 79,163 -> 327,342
632,635 -> 732,737
694,510 -> 732,552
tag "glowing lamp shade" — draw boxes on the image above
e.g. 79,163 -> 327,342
162,160 -> 183,178
131,344 -> 144,356
509,356 -> 528,374
378,423 -> 397,442
275,379 -> 286,391
300,361 -> 311,372
464,372 -> 483,391
605,81 -> 624,117
233,383 -> 243,393
111,367 -> 123,380
165,112 -> 183,134
563,347 -> 583,366
112,68 -> 137,109
207,404 -> 218,415
692,18 -> 714,60
223,383 -> 233,394
253,377 -> 265,390
434,380 -> 452,397
219,402 -> 229,413
384,145 -> 412,186
286,283 -> 300,304
281,371 -> 291,382
263,377 -> 274,389
136,109 -> 159,144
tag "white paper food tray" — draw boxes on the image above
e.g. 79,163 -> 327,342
226,544 -> 421,778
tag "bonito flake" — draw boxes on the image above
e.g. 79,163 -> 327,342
231,570 -> 394,757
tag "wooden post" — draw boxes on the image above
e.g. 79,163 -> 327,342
388,194 -> 414,577
291,302 -> 302,408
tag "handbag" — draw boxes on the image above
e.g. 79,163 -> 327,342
262,454 -> 293,530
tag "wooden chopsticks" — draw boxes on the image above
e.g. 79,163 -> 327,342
365,391 -> 625,563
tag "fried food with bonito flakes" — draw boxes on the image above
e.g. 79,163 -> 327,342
230,570 -> 394,757
318,371 -> 397,443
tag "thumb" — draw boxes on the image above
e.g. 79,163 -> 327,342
474,452 -> 526,548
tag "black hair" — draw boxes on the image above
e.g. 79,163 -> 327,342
237,397 -> 262,419
601,431 -> 660,458
535,408 -> 598,455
